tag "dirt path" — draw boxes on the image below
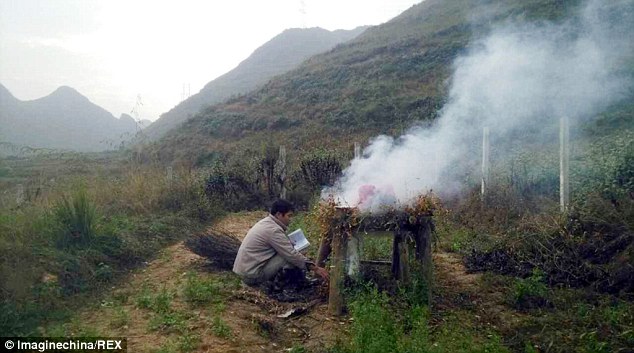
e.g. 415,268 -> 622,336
433,252 -> 526,335
57,211 -> 524,352
66,211 -> 342,353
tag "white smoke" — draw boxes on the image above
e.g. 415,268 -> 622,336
324,0 -> 633,209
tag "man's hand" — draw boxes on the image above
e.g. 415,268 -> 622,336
312,266 -> 329,281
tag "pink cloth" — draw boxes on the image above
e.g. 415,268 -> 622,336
357,184 -> 376,208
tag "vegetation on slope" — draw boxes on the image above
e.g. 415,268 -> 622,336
149,0 -> 589,165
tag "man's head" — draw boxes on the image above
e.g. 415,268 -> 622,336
270,199 -> 295,226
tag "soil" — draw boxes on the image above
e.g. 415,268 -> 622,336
68,212 -> 524,352
72,211 -> 344,353
433,252 -> 526,340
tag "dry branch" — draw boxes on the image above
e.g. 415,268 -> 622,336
184,228 -> 241,269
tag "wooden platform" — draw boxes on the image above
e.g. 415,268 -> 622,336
316,208 -> 434,315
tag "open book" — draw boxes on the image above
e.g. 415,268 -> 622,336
288,228 -> 310,252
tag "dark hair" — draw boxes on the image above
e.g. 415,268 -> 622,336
270,199 -> 295,215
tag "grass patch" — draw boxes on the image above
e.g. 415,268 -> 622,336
211,316 -> 233,339
135,285 -> 175,314
148,310 -> 188,333
331,284 -> 511,353
109,306 -> 129,329
183,272 -> 223,306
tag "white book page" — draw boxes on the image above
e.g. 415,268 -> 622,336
288,229 -> 310,252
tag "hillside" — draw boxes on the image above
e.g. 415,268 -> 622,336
144,26 -> 368,140
0,84 -> 141,152
150,0 -> 633,165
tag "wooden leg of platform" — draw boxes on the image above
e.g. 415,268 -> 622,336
417,221 -> 433,306
398,234 -> 411,283
328,231 -> 347,316
316,232 -> 332,268
346,234 -> 361,277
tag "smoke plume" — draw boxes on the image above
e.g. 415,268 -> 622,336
325,0 -> 633,210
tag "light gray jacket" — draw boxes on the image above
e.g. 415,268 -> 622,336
233,215 -> 310,278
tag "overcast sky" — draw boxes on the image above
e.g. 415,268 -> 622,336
0,0 -> 422,121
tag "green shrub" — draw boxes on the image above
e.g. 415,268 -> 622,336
53,187 -> 98,247
297,148 -> 343,189
510,268 -> 550,310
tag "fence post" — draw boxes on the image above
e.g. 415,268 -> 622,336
166,166 -> 173,184
560,117 -> 570,213
481,127 -> 490,198
354,142 -> 361,159
279,146 -> 287,199
16,184 -> 24,206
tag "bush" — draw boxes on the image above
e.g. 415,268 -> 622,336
53,187 -> 97,247
510,268 -> 550,310
296,148 -> 343,189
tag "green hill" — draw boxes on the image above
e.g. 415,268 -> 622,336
150,0 -> 632,165
143,27 -> 367,141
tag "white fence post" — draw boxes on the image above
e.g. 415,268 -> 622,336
16,184 -> 24,206
560,117 -> 570,213
481,127 -> 490,197
279,146 -> 287,199
166,166 -> 174,183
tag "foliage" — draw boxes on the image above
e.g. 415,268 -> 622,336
204,157 -> 268,211
53,187 -> 97,247
183,272 -> 222,306
510,268 -> 550,311
332,284 -> 510,353
211,316 -> 233,338
0,162 -> 213,336
296,148 -> 343,189
573,130 -> 634,208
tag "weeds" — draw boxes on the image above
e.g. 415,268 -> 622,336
177,332 -> 201,352
53,187 -> 97,247
0,163 -> 215,335
211,316 -> 233,338
510,268 -> 550,311
333,284 -> 510,353
148,311 -> 187,333
109,306 -> 129,329
183,272 -> 222,306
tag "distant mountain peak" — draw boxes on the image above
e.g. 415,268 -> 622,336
0,84 -> 141,152
0,83 -> 17,101
49,85 -> 85,99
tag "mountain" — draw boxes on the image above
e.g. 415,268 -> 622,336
0,84 -> 142,152
152,0 -> 633,165
144,26 -> 368,140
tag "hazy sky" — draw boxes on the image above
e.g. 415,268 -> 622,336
0,0 -> 421,121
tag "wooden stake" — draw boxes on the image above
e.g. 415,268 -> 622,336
560,117 -> 570,213
415,219 -> 433,306
346,235 -> 361,277
328,209 -> 348,316
398,232 -> 411,283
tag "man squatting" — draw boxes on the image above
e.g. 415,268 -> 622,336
233,199 -> 329,286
